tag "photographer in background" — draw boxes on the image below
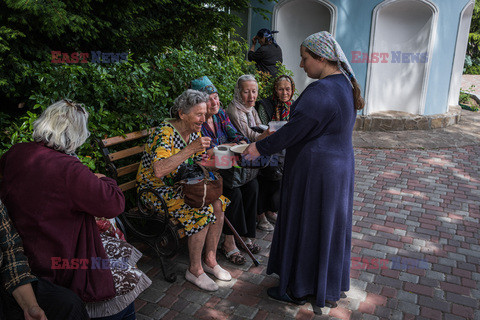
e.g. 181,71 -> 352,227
248,29 -> 283,77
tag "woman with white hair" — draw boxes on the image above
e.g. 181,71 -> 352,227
0,99 -> 151,320
136,89 -> 231,291
227,75 -> 277,232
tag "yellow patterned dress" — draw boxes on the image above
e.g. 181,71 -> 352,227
136,120 -> 229,236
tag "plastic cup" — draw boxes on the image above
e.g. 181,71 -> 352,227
268,121 -> 288,131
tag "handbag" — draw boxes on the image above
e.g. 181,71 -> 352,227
220,166 -> 258,189
177,164 -> 223,208
258,150 -> 285,181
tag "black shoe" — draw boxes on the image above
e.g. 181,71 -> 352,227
267,287 -> 306,305
325,300 -> 338,308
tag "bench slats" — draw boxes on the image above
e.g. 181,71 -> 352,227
108,145 -> 145,162
102,128 -> 153,147
119,180 -> 137,192
117,162 -> 140,177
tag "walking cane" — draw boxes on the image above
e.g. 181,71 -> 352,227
224,216 -> 260,266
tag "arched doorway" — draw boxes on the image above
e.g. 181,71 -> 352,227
273,0 -> 336,93
448,1 -> 475,107
365,0 -> 438,115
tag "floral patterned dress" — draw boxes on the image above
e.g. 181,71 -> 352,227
136,120 -> 229,236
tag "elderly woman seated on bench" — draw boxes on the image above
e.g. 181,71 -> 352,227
0,99 -> 151,320
136,89 -> 231,291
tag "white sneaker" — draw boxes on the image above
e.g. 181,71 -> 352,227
185,270 -> 218,291
203,263 -> 232,281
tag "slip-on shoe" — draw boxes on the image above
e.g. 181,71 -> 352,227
185,270 -> 218,291
203,263 -> 232,281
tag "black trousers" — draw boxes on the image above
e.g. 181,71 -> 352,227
1,278 -> 89,320
222,178 -> 258,238
257,175 -> 281,214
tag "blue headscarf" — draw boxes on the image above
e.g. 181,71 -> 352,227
257,28 -> 279,46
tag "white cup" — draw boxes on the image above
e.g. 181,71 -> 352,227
268,121 -> 288,131
213,145 -> 234,169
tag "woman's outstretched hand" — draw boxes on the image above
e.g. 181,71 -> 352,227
242,142 -> 260,161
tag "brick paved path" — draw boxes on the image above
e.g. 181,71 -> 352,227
134,145 -> 480,320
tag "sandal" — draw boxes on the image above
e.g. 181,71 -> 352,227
266,211 -> 277,223
221,246 -> 246,265
236,240 -> 261,254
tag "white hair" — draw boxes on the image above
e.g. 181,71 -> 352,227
171,89 -> 209,119
234,74 -> 258,104
32,99 -> 90,154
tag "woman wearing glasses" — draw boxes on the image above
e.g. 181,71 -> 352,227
0,100 -> 151,320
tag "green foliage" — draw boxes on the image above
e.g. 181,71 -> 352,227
459,85 -> 479,111
256,62 -> 296,100
459,91 -> 470,104
466,1 -> 480,74
0,0 -> 274,103
464,57 -> 480,74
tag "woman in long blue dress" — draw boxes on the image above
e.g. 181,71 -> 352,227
243,31 -> 365,308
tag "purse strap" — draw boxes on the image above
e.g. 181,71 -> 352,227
198,164 -> 210,180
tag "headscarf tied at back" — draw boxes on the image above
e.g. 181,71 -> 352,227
257,28 -> 279,46
302,31 -> 355,87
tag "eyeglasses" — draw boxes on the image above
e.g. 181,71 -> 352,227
63,98 -> 86,114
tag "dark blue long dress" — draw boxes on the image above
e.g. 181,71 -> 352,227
256,74 -> 356,307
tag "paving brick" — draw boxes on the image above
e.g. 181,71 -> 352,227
404,282 -> 434,297
440,282 -> 471,295
328,307 -> 352,319
451,303 -> 475,319
396,290 -> 418,303
445,292 -> 479,308
399,272 -> 419,283
398,301 -> 420,316
381,286 -> 397,298
195,306 -> 231,320
157,293 -> 178,308
374,275 -> 403,289
420,306 -> 443,319
179,288 -> 212,305
357,302 -> 376,314
138,303 -> 169,319
418,295 -> 451,312
457,262 -> 477,272
444,314 -> 466,320
425,270 -> 445,281
438,257 -> 457,268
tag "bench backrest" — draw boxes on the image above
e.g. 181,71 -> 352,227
96,128 -> 154,192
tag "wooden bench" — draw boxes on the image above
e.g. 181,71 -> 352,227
96,128 -> 184,283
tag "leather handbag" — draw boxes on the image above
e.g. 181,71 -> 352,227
178,165 -> 223,208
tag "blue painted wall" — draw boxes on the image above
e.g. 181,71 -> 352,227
249,0 -> 472,115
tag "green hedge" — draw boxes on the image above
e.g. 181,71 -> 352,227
1,44 -> 293,172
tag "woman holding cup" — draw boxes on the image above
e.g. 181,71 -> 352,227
227,75 -> 278,232
190,76 -> 260,265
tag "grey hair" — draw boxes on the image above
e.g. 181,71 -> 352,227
32,100 -> 90,154
234,74 -> 258,103
171,89 -> 209,119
